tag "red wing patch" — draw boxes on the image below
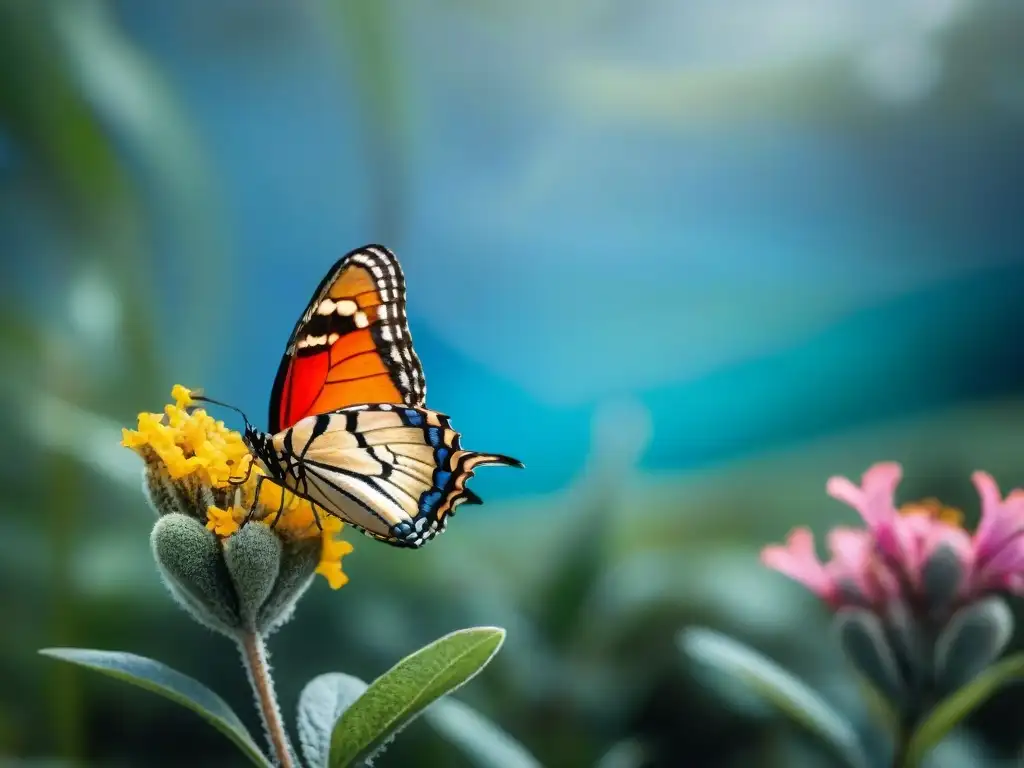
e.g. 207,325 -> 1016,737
269,245 -> 426,433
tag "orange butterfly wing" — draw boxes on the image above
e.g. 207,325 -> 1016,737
268,245 -> 426,433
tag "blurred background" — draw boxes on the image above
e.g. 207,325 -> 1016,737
3,0 -> 1024,766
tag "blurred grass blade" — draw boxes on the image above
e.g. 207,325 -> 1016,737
329,627 -> 506,767
534,400 -> 649,649
594,739 -> 649,768
904,652 -> 1024,768
27,391 -> 139,487
39,648 -> 272,768
51,0 -> 229,381
679,628 -> 869,768
298,673 -> 369,768
532,495 -> 611,648
424,697 -> 541,768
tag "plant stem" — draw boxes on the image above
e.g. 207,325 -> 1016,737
239,631 -> 295,768
892,719 -> 913,768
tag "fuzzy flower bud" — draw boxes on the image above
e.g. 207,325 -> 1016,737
152,513 -> 241,634
124,386 -> 354,635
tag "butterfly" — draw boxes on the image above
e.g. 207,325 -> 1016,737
199,244 -> 522,548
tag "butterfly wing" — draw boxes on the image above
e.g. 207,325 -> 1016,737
269,245 -> 426,433
270,404 -> 522,548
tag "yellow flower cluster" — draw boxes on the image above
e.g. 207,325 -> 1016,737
122,385 -> 353,589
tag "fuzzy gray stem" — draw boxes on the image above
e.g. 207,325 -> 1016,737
238,631 -> 295,768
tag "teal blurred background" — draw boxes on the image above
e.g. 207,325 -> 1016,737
3,1 -> 1024,766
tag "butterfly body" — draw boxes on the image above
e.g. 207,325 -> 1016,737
239,244 -> 521,548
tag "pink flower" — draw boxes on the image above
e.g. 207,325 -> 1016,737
762,462 -> 1024,612
761,526 -> 896,609
970,471 -> 1024,593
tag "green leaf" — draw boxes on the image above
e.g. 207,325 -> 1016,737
679,628 -> 869,768
424,697 -> 541,768
298,673 -> 369,768
329,626 -> 506,767
904,651 -> 1024,767
39,648 -> 272,768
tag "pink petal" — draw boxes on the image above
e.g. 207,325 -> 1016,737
826,527 -> 872,568
825,476 -> 863,510
1003,572 -> 1024,595
826,462 -> 902,527
827,462 -> 905,564
824,527 -> 879,602
974,535 -> 1024,590
761,528 -> 834,599
972,471 -> 1024,563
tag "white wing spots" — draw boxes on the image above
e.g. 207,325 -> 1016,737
327,332 -> 339,344
316,298 -> 358,316
362,249 -> 389,268
315,246 -> 426,406
297,334 -> 328,349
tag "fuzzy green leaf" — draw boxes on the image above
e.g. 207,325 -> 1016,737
39,647 -> 271,767
904,652 -> 1024,767
679,628 -> 869,768
298,673 -> 369,768
328,626 -> 506,767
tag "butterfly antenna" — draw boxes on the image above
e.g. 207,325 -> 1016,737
190,392 -> 254,431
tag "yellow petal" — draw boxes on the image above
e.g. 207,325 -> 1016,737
172,384 -> 194,409
206,505 -> 241,536
316,561 -> 350,590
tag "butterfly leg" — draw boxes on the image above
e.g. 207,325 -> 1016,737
268,486 -> 287,529
308,502 -> 324,532
244,475 -> 265,525
228,455 -> 256,486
